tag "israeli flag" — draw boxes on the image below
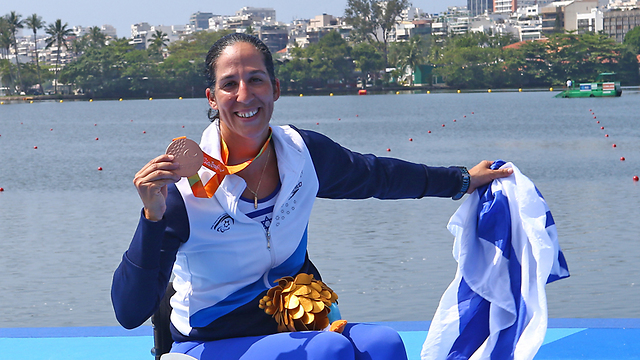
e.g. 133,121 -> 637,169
422,161 -> 569,360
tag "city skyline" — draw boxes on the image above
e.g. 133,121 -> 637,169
9,0 -> 464,38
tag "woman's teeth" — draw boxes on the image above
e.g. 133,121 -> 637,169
236,109 -> 258,118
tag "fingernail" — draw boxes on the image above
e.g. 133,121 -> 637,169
167,154 -> 175,160
507,168 -> 513,173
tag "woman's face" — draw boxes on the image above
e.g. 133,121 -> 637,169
207,42 -> 280,144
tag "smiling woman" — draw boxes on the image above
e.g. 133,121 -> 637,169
110,33 -> 512,360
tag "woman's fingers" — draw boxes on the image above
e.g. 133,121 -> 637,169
467,160 -> 513,193
134,154 -> 182,221
135,154 -> 180,182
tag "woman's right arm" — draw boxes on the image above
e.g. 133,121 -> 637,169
111,155 -> 187,329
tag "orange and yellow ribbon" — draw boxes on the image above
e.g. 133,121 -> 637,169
188,129 -> 272,198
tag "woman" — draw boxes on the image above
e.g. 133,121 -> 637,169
111,33 -> 512,360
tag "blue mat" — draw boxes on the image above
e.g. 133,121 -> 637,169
1,319 -> 638,360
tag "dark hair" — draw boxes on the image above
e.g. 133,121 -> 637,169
205,33 -> 276,121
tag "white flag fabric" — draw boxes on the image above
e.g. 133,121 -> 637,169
422,161 -> 569,360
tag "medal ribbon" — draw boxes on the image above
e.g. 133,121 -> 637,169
187,129 -> 272,198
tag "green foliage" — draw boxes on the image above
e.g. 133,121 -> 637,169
623,26 -> 640,54
167,30 -> 233,61
276,31 -> 355,91
431,32 -> 639,88
352,42 -> 384,86
59,30 -> 236,98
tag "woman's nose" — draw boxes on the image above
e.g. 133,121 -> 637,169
236,80 -> 253,103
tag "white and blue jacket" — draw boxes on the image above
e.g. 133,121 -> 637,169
112,123 -> 465,342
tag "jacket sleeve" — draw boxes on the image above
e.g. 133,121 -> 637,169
111,184 -> 188,329
293,126 -> 463,199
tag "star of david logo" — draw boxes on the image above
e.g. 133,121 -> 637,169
261,215 -> 272,230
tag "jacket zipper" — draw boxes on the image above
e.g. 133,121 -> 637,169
266,228 -> 272,250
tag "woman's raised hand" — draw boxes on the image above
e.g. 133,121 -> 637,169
467,160 -> 513,194
133,154 -> 182,221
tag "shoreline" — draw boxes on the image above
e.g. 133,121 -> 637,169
2,86 -> 638,104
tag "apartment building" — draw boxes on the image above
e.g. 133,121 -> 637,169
577,8 -> 604,33
468,0 -> 493,16
603,7 -> 640,42
493,0 -> 518,14
564,0 -> 599,31
190,11 -> 214,30
236,7 -> 276,22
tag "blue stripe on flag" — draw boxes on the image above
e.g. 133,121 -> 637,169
449,278 -> 490,360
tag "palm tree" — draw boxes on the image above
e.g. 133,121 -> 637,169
6,11 -> 24,91
0,17 -> 16,93
25,13 -> 45,92
45,19 -> 73,94
87,26 -> 106,48
147,29 -> 168,56
404,36 -> 426,86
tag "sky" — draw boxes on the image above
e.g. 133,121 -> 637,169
8,0 -> 465,38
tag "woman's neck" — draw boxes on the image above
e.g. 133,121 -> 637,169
220,125 -> 270,165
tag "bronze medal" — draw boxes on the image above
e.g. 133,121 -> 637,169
166,137 -> 204,177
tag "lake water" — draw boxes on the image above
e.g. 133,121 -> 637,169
1,90 -> 639,328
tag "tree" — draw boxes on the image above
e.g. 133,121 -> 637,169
148,29 -> 169,57
623,26 -> 640,54
402,36 -> 426,85
352,42 -> 384,87
344,0 -> 411,66
5,11 -> 24,91
87,26 -> 107,48
45,19 -> 74,94
306,31 -> 354,88
0,17 -> 16,93
24,13 -> 45,92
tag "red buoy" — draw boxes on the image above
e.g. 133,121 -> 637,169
613,144 -> 617,148
94,124 -> 97,126
386,148 -> 391,152
620,157 -> 625,161
338,118 -> 341,121
428,130 -> 431,133
182,126 -> 185,128
589,109 -> 592,111
471,112 -> 474,114
95,137 -> 99,140
98,167 -> 103,171
463,115 -> 466,118
596,121 -> 599,124
601,126 -> 604,130
143,131 -> 146,134
453,119 -> 456,122
316,122 -> 319,125
356,114 -> 359,117
409,138 -> 413,141
594,116 -> 597,119
0,187 -> 4,192
34,146 -> 37,149
50,129 -> 53,131
605,134 -> 609,137
634,176 -> 639,181
442,124 -> 445,127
